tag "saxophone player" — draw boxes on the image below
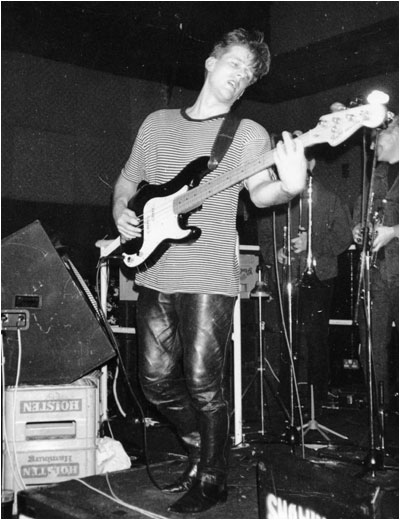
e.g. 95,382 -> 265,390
352,115 -> 399,413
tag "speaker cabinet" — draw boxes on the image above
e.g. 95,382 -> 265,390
1,220 -> 115,386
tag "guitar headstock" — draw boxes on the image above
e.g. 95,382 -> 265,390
304,104 -> 387,147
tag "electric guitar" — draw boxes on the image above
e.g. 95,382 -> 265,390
116,103 -> 386,271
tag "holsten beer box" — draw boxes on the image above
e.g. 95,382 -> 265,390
3,375 -> 99,494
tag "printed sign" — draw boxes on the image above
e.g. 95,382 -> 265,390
20,399 -> 82,413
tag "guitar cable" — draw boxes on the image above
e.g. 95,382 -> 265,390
94,259 -> 167,492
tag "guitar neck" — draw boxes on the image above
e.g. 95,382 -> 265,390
174,132 -> 312,214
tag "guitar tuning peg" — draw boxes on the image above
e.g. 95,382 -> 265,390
348,96 -> 365,107
330,102 -> 346,113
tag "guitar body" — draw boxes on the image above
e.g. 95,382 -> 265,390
122,156 -> 211,270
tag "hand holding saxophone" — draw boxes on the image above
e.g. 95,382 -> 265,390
372,224 -> 399,252
351,222 -> 398,252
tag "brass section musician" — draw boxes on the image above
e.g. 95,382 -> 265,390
258,152 -> 353,411
352,115 -> 399,411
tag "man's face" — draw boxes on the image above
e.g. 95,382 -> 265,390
206,45 -> 255,104
373,123 -> 399,164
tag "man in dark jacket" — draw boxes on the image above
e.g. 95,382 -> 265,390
258,153 -> 353,411
352,115 -> 399,410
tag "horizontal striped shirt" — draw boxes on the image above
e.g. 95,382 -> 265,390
122,108 -> 271,296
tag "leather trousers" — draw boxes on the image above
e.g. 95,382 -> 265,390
136,287 -> 235,483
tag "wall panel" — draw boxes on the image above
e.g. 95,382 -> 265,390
2,51 -> 132,207
13,128 -> 75,203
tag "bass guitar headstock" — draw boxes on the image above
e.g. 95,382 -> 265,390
302,103 -> 387,148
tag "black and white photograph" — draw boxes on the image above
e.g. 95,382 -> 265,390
1,2 -> 398,518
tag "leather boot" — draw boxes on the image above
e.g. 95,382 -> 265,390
163,462 -> 199,493
162,460 -> 199,493
168,478 -> 228,513
162,430 -> 200,493
198,407 -> 230,480
168,408 -> 230,512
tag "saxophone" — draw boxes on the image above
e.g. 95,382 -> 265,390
370,201 -> 386,268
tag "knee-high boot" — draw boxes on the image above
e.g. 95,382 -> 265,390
198,406 -> 230,483
168,406 -> 229,513
162,429 -> 201,493
146,395 -> 200,493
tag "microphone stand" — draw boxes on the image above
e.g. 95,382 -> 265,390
359,250 -> 383,476
281,202 -> 301,452
250,265 -> 272,437
355,132 -> 384,477
243,265 -> 291,442
297,174 -> 347,442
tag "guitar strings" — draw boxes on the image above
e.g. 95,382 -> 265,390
124,111 -> 373,245
127,130 -> 316,233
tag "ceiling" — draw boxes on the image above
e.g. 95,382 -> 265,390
2,2 -> 399,103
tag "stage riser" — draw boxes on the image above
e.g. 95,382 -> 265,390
257,449 -> 378,519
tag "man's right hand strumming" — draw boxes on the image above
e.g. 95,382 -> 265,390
113,176 -> 141,241
116,208 -> 142,242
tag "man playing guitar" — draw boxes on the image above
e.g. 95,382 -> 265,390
112,27 -> 307,515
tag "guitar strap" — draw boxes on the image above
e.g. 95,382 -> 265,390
207,113 -> 241,171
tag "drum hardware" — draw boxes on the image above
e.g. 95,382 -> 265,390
241,265 -> 274,438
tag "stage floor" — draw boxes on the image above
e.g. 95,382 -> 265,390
17,405 -> 398,519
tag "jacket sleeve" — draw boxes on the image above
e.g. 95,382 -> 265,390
257,209 -> 276,266
312,187 -> 353,259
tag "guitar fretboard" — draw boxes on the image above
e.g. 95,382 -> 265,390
173,132 -> 312,214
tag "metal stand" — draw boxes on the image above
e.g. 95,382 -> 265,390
241,266 -> 274,437
298,385 -> 348,442
276,204 -> 302,452
358,253 -> 385,476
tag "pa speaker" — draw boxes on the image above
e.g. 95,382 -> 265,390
1,220 -> 116,386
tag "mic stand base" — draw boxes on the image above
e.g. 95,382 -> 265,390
356,448 -> 385,479
282,425 -> 301,454
298,385 -> 348,443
